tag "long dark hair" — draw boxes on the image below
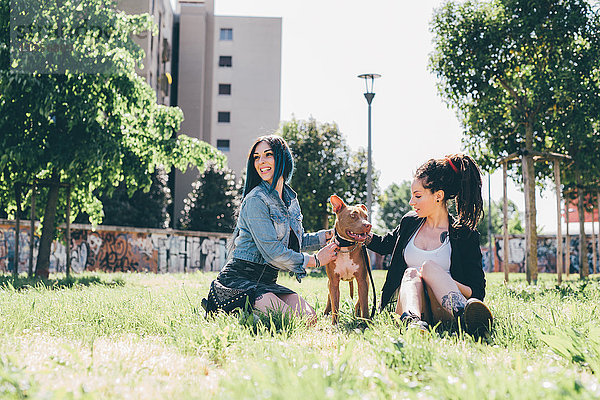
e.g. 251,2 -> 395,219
242,135 -> 295,199
414,154 -> 483,230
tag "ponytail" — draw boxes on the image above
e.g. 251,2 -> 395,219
451,154 -> 483,230
414,154 -> 483,230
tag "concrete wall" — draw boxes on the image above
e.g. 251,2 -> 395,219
173,10 -> 282,219
174,1 -> 212,219
211,16 -> 282,174
0,220 -> 230,274
115,1 -> 282,224
118,0 -> 175,106
491,235 -> 599,275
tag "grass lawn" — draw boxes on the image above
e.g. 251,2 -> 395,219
0,271 -> 599,399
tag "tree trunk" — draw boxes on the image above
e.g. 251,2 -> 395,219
321,212 -> 329,230
14,184 -> 21,277
29,185 -> 36,277
35,171 -> 60,279
592,205 -> 597,276
502,162 -> 509,283
523,123 -> 538,284
565,197 -> 570,277
553,160 -> 562,285
577,184 -> 588,278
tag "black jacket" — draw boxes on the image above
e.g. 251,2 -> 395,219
368,211 -> 486,311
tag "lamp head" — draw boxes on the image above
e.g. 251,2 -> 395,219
357,73 -> 381,94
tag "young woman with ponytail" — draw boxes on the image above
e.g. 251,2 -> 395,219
367,154 -> 493,335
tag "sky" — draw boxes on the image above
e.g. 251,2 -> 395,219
214,0 -> 563,234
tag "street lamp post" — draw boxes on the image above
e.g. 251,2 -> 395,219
358,73 -> 381,222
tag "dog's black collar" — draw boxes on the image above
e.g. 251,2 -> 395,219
335,230 -> 356,247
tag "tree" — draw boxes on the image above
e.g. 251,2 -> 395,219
560,127 -> 600,278
0,0 -> 225,277
179,163 -> 240,233
553,109 -> 600,278
98,169 -> 171,229
430,0 -> 600,283
280,118 -> 379,232
377,181 -> 412,233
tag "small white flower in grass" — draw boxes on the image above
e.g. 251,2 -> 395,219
325,387 -> 335,397
447,376 -> 459,384
542,381 -> 556,389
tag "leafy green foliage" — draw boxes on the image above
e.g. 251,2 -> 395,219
377,181 -> 412,233
94,169 -> 172,229
0,0 -> 225,275
280,118 -> 379,231
430,0 -> 600,282
430,0 -> 600,178
178,163 -> 240,233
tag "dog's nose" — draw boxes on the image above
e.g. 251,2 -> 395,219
364,223 -> 372,232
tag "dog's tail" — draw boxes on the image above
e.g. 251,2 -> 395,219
349,281 -> 354,299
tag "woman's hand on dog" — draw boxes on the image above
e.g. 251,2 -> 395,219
324,229 -> 335,241
315,241 -> 340,266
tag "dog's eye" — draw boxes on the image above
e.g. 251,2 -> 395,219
351,214 -> 357,219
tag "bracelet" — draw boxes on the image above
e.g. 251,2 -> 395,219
313,254 -> 321,268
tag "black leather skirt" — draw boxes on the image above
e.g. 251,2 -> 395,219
216,258 -> 295,297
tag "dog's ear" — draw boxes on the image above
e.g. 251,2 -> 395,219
329,195 -> 346,213
359,204 -> 368,213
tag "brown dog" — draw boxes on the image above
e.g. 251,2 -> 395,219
323,195 -> 373,324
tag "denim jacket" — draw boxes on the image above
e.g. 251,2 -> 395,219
232,180 -> 328,274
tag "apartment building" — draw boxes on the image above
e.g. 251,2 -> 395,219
118,0 -> 176,107
118,0 -> 282,219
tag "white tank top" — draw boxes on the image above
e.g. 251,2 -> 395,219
404,227 -> 452,274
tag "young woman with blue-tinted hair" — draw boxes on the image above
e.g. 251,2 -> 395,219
216,135 -> 339,322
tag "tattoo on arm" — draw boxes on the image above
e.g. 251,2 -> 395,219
441,291 -> 466,316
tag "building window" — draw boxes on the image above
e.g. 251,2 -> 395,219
220,28 -> 233,41
218,56 -> 232,67
219,84 -> 231,95
218,112 -> 230,123
217,139 -> 230,152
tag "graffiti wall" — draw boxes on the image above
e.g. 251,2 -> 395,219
0,220 -> 230,274
492,235 -> 599,275
6,219 -> 595,275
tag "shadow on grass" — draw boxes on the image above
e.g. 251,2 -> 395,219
337,313 -> 372,332
307,268 -> 328,278
0,274 -> 125,291
237,309 -> 307,337
503,277 -> 600,301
